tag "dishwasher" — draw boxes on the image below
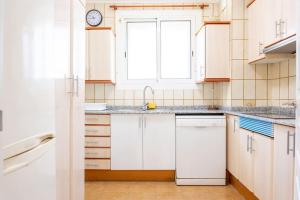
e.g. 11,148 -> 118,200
176,114 -> 226,185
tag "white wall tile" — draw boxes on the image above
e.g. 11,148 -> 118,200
231,80 -> 243,99
231,60 -> 244,79
95,84 -> 105,99
85,84 -> 95,99
244,80 -> 255,99
255,80 -> 267,99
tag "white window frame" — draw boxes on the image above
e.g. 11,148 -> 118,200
115,10 -> 201,89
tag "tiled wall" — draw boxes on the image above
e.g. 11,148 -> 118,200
85,1 -> 296,107
85,2 -> 227,106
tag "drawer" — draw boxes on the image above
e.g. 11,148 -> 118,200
85,114 -> 110,125
85,159 -> 110,170
85,137 -> 110,147
85,148 -> 110,158
85,125 -> 110,136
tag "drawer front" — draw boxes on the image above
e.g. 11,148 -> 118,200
85,137 -> 110,147
85,159 -> 110,170
85,125 -> 110,136
85,114 -> 110,125
85,148 -> 111,158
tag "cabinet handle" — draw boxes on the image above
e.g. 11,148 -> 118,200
250,136 -> 255,154
247,135 -> 249,152
275,20 -> 280,38
287,131 -> 295,156
258,42 -> 264,55
280,19 -> 285,36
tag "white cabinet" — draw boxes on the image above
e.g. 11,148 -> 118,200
226,115 -> 240,179
252,132 -> 274,200
196,22 -> 230,82
247,0 -> 296,64
273,124 -> 295,200
143,114 -> 175,170
86,29 -> 115,82
239,128 -> 273,200
111,114 -> 143,170
111,114 -> 175,170
239,128 -> 254,191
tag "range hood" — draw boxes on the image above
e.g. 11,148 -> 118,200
263,34 -> 296,54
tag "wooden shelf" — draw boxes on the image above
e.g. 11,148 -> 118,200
248,54 -> 296,65
109,4 -> 209,10
246,0 -> 256,8
85,27 -> 112,31
196,21 -> 231,35
196,78 -> 230,83
85,80 -> 115,84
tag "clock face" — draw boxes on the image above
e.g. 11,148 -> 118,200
86,9 -> 103,27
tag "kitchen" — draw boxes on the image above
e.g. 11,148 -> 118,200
0,0 -> 299,200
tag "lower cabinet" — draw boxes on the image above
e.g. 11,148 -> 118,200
273,124 -> 295,200
111,114 -> 175,170
238,128 -> 273,200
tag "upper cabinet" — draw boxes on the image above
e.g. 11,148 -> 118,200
247,0 -> 296,64
86,28 -> 115,83
195,22 -> 230,83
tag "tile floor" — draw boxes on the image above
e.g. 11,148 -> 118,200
85,181 -> 244,200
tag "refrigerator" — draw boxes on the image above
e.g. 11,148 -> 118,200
0,0 -> 85,200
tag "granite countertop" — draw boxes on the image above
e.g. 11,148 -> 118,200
85,106 -> 296,127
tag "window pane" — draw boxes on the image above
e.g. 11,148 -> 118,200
161,21 -> 191,79
127,22 -> 157,80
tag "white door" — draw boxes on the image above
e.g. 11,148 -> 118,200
70,1 -> 85,200
143,114 -> 175,170
0,0 -> 56,199
111,114 -> 143,170
227,115 -> 240,178
253,133 -> 274,200
274,125 -> 295,200
239,129 -> 253,191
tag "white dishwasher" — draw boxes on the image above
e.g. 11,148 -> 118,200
176,114 -> 226,185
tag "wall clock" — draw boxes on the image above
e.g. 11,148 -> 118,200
86,9 -> 103,27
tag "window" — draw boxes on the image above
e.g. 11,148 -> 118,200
116,10 -> 199,88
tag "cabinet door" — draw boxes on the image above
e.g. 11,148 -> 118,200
252,133 -> 274,200
143,114 -> 175,170
205,25 -> 230,79
111,114 -> 143,170
239,129 -> 253,191
281,0 -> 296,37
263,0 -> 281,46
87,30 -> 115,81
273,125 -> 295,200
227,115 -> 240,178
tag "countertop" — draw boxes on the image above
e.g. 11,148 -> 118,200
85,106 -> 295,127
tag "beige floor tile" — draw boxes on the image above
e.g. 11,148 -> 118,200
85,182 -> 244,200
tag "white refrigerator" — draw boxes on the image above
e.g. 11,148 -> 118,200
0,0 -> 85,200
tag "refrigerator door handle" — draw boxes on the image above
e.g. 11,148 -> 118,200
3,133 -> 55,175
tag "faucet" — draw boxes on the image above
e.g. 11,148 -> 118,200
142,86 -> 154,111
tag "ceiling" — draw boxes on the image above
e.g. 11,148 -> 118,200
87,0 -> 220,3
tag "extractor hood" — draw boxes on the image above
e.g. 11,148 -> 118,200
263,34 -> 296,54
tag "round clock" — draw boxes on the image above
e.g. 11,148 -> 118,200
86,9 -> 103,27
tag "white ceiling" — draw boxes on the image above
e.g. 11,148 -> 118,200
87,0 -> 220,4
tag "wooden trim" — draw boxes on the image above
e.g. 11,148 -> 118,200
85,27 -> 112,30
85,114 -> 110,116
228,172 -> 259,200
85,135 -> 111,138
246,0 -> 256,8
85,170 -> 175,181
264,33 -> 296,48
196,21 -> 231,35
197,78 -> 230,83
248,55 -> 266,65
109,4 -> 209,10
85,147 -> 110,149
85,158 -> 110,160
85,80 -> 115,84
85,124 -> 110,126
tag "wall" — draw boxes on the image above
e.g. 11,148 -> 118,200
219,0 -> 296,107
85,0 -> 296,107
85,2 -> 226,106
